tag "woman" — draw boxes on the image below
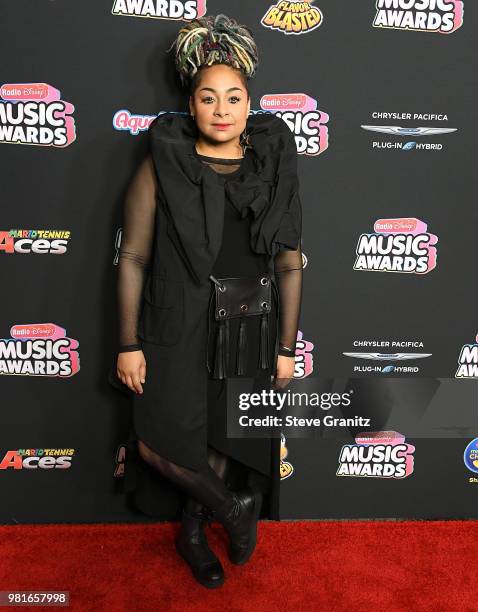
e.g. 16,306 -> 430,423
109,14 -> 303,588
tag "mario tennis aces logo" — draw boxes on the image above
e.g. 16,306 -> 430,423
0,449 -> 75,470
373,0 -> 464,34
0,230 -> 70,255
0,83 -> 75,147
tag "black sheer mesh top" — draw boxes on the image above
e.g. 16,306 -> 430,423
117,148 -> 303,358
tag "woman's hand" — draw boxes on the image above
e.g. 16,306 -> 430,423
272,355 -> 296,390
117,351 -> 146,394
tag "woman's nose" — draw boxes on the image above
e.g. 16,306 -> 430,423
215,104 -> 227,116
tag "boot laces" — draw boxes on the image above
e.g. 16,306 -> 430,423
226,495 -> 241,522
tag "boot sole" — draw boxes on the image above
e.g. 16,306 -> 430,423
230,490 -> 263,566
175,538 -> 225,589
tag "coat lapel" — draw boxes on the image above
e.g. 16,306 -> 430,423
148,111 -> 300,285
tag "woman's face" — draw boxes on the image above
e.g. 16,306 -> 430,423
189,64 -> 251,148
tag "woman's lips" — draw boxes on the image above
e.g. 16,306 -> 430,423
212,124 -> 231,130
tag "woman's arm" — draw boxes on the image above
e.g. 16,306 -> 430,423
273,243 -> 303,358
117,153 -> 157,353
271,120 -> 303,361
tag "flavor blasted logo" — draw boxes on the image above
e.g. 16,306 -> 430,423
280,433 -> 294,479
111,0 -> 206,20
354,217 -> 438,274
455,333 -> 478,379
0,83 -> 76,147
0,324 -> 80,377
261,1 -> 323,34
373,0 -> 464,34
260,95 -> 329,156
337,431 -> 415,478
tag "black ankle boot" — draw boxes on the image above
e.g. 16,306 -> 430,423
213,487 -> 262,565
175,500 -> 225,589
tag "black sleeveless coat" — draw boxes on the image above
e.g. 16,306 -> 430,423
108,111 -> 302,520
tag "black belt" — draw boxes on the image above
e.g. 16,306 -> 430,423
206,273 -> 277,380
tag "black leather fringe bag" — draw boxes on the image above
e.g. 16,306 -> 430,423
206,274 -> 272,379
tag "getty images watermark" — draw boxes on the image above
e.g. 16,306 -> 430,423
226,376 -> 478,440
225,377 -> 372,439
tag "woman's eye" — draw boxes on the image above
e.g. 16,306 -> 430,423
201,96 -> 241,104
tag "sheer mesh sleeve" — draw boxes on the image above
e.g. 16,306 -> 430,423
271,120 -> 304,358
117,153 -> 157,352
274,242 -> 303,358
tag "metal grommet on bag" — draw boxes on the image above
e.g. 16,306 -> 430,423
261,301 -> 268,310
218,308 -> 227,317
240,304 -> 248,312
209,274 -> 226,292
260,277 -> 269,285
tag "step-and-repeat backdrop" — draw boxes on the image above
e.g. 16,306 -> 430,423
2,1 -> 478,523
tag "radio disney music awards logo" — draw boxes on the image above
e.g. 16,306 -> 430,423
354,217 -> 438,274
455,333 -> 478,379
362,111 -> 457,152
0,449 -> 75,471
343,339 -> 431,374
0,229 -> 71,255
0,83 -> 76,147
464,439 -> 478,483
261,1 -> 323,35
280,433 -> 294,480
111,0 -> 206,20
260,94 -> 329,156
293,330 -> 314,379
372,0 -> 464,34
0,324 -> 80,378
337,431 -> 415,478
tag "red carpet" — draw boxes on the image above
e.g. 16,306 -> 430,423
0,520 -> 476,611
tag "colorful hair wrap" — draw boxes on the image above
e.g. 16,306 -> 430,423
167,13 -> 259,87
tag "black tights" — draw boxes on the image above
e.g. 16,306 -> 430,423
137,439 -> 233,512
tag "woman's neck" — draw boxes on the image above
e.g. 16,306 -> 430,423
194,139 -> 244,160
